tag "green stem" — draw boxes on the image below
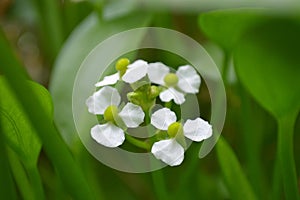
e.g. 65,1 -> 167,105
44,0 -> 64,49
30,0 -> 64,61
38,158 -> 67,199
7,148 -> 34,200
151,169 -> 169,200
277,113 -> 299,200
27,165 -> 45,200
221,50 -> 230,85
217,137 -> 257,200
145,111 -> 150,125
239,87 -> 267,198
271,158 -> 282,200
146,114 -> 168,200
164,101 -> 172,109
90,0 -> 104,21
125,134 -> 150,151
175,145 -> 201,197
145,109 -> 151,125
78,146 -> 105,200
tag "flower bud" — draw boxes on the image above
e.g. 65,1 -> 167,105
104,105 -> 119,122
127,92 -> 141,105
149,85 -> 160,99
115,58 -> 130,71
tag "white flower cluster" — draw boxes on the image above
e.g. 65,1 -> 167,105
86,58 -> 212,166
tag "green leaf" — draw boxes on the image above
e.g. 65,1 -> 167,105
234,18 -> 300,200
0,126 -> 17,200
29,0 -> 64,61
49,12 -> 151,148
7,147 -> 36,200
0,77 -> 52,166
0,77 -> 49,199
0,29 -> 93,200
234,18 -> 300,118
199,8 -> 270,51
103,0 -> 137,20
217,137 -> 257,200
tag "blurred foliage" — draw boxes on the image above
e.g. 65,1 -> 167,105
0,1 -> 300,200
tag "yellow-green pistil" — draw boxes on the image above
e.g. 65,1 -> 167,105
115,58 -> 130,77
167,122 -> 183,138
164,73 -> 179,87
104,105 -> 119,122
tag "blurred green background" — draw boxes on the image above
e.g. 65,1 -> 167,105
0,0 -> 300,199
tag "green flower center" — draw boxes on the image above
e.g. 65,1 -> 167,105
104,105 -> 119,122
164,73 -> 179,87
167,122 -> 183,138
115,58 -> 130,75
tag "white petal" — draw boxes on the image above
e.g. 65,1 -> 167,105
183,118 -> 212,142
91,123 -> 125,147
159,88 -> 185,105
119,103 -> 145,128
86,86 -> 121,115
151,139 -> 184,166
176,65 -> 201,93
151,108 -> 176,130
122,60 -> 148,83
147,62 -> 170,85
95,72 -> 119,87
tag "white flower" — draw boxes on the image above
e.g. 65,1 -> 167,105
86,86 -> 121,115
90,123 -> 125,148
147,62 -> 201,105
95,72 -> 120,87
151,139 -> 184,166
94,59 -> 148,87
150,108 -> 212,166
122,60 -> 148,83
86,86 -> 145,147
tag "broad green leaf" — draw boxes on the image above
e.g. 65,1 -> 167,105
0,30 -> 93,200
49,12 -> 151,148
199,8 -> 270,51
0,77 -> 52,167
234,18 -> 300,200
1,79 -> 48,200
217,137 -> 257,200
234,18 -> 300,119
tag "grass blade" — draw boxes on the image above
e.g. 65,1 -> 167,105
0,131 -> 17,200
217,137 -> 257,200
277,113 -> 300,200
7,148 -> 34,200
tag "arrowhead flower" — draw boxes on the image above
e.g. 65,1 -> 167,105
95,58 -> 148,87
150,108 -> 212,166
147,62 -> 201,105
122,59 -> 148,83
86,86 -> 145,147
